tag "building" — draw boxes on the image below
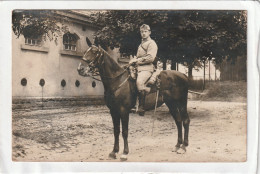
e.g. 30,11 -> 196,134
12,10 -> 120,109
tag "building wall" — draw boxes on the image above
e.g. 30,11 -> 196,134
12,19 -> 109,99
175,62 -> 220,80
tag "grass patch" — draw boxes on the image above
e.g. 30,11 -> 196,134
189,79 -> 204,91
200,81 -> 247,102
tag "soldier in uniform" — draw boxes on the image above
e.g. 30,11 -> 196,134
129,24 -> 158,116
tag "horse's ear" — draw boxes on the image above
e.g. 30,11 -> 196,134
86,37 -> 92,47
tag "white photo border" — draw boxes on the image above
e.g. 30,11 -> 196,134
0,1 -> 259,173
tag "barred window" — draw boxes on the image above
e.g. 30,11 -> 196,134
63,33 -> 79,51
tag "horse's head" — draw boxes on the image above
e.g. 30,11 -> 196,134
77,37 -> 102,77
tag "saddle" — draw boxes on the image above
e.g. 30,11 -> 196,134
129,66 -> 161,93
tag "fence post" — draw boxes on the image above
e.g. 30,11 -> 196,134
163,59 -> 167,70
231,64 -> 233,81
203,60 -> 206,90
215,64 -> 216,81
209,59 -> 210,82
171,60 -> 176,70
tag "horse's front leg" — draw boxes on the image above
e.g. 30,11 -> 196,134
109,110 -> 120,159
120,107 -> 129,161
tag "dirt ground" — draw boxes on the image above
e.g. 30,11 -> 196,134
12,99 -> 247,162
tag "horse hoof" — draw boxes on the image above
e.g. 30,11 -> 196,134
120,154 -> 128,161
172,146 -> 180,152
138,111 -> 145,116
176,145 -> 186,154
108,152 -> 117,159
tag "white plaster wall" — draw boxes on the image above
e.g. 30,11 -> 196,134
166,62 -> 220,80
12,22 -> 104,98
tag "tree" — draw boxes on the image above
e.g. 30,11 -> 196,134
12,10 -> 68,43
92,10 -> 246,79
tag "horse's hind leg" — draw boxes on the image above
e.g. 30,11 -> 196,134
120,108 -> 129,161
177,101 -> 190,154
181,104 -> 190,147
166,102 -> 183,151
109,110 -> 120,159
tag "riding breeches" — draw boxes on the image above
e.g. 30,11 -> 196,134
136,70 -> 152,91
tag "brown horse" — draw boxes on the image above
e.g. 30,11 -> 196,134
77,38 -> 190,160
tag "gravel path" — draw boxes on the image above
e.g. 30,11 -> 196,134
12,101 -> 246,162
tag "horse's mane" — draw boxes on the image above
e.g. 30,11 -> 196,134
100,47 -> 123,72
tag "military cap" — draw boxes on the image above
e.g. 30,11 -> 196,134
140,24 -> 151,31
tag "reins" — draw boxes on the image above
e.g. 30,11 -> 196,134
98,48 -> 131,80
89,76 -> 102,82
82,47 -> 132,91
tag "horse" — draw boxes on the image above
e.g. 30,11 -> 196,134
77,37 -> 190,160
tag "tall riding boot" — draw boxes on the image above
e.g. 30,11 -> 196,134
138,91 -> 146,116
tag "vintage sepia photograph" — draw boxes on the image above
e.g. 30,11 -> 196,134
11,9 -> 247,162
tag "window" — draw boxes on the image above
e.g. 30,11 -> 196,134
21,78 -> 27,86
39,79 -> 45,87
75,80 -> 80,87
61,79 -> 66,87
23,25 -> 43,46
63,33 -> 79,51
21,25 -> 48,53
92,81 -> 96,88
25,38 -> 41,46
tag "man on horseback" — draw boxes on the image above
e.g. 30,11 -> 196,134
129,24 -> 158,116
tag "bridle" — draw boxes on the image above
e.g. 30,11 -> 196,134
81,46 -> 104,78
82,46 -> 131,77
81,46 -> 131,91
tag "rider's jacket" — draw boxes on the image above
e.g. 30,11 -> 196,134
136,37 -> 158,72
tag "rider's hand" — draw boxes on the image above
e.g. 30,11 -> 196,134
129,58 -> 138,65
